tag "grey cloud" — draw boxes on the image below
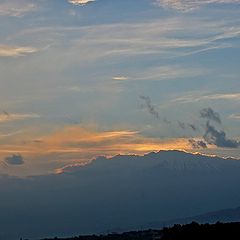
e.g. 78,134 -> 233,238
140,95 -> 160,120
188,124 -> 197,131
200,107 -> 221,124
203,121 -> 239,148
188,139 -> 207,149
163,118 -> 171,124
178,121 -> 197,131
5,154 -> 24,165
178,121 -> 186,129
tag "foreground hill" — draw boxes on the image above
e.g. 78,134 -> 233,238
41,222 -> 240,240
1,150 -> 240,239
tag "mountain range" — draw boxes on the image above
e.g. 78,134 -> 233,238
0,150 -> 240,239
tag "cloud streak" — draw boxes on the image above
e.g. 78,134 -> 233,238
0,0 -> 37,17
0,113 -> 40,123
173,93 -> 240,104
154,0 -> 240,12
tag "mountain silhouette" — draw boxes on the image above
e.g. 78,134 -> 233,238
1,150 -> 240,240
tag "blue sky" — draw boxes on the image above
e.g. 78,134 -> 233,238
0,0 -> 240,176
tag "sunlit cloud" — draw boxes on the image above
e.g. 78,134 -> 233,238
68,0 -> 96,6
112,76 -> 129,81
154,0 -> 240,12
0,125 -> 194,176
0,45 -> 38,57
0,0 -> 37,17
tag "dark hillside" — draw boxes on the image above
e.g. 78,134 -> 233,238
41,222 -> 240,240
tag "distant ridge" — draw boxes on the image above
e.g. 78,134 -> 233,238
146,206 -> 240,229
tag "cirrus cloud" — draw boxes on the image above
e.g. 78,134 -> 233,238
154,0 -> 240,12
0,0 -> 37,17
0,112 -> 40,123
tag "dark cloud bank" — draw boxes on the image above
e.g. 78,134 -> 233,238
1,150 -> 240,240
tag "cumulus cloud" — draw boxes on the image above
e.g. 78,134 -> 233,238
154,0 -> 240,12
0,0 -> 37,17
5,154 -> 24,165
68,0 -> 96,6
0,45 -> 38,57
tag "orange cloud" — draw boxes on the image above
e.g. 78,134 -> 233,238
0,125 -> 198,176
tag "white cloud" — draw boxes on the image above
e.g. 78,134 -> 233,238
154,0 -> 240,12
112,76 -> 129,81
0,0 -> 37,17
0,45 -> 38,57
68,0 -> 96,6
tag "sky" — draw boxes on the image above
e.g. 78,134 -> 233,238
0,0 -> 240,176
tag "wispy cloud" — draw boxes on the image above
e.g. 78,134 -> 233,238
173,92 -> 240,104
0,112 -> 40,123
112,65 -> 204,82
11,16 -> 240,63
154,0 -> 240,12
229,114 -> 240,120
0,45 -> 38,57
0,0 -> 37,17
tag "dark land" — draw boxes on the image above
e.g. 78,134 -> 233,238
41,222 -> 240,240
